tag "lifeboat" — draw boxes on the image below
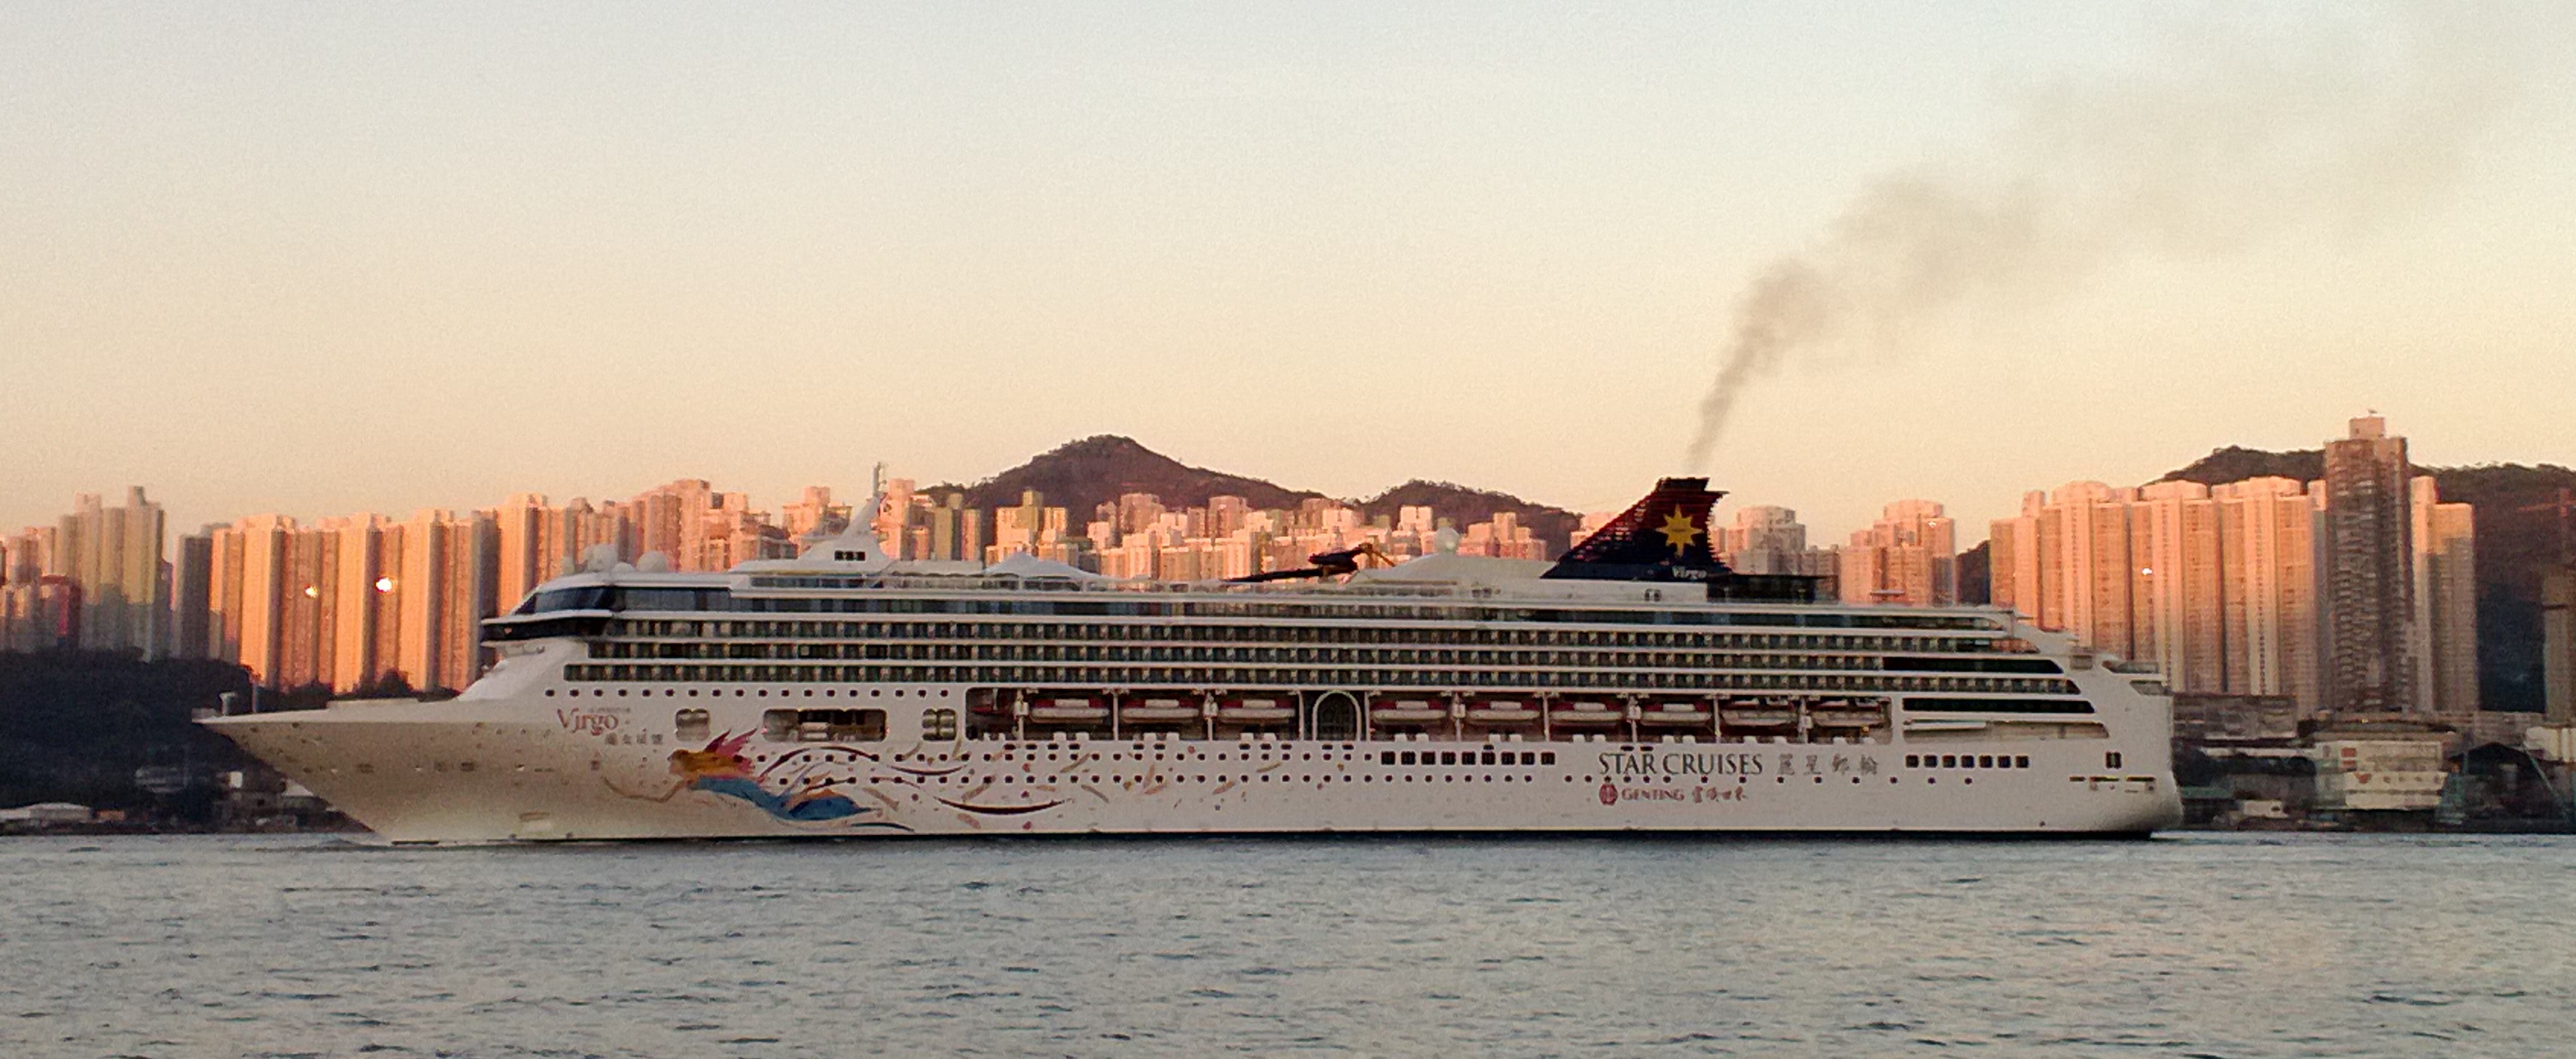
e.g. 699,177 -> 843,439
1464,698 -> 1538,724
1719,697 -> 1797,728
1809,698 -> 1888,729
1025,694 -> 1108,723
1118,695 -> 1201,723
1549,699 -> 1623,725
1369,697 -> 1448,724
1216,695 -> 1295,724
1635,699 -> 1713,726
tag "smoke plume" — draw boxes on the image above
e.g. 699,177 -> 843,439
1683,3 -> 2537,467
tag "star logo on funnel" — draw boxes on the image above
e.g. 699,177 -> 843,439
1657,511 -> 1701,556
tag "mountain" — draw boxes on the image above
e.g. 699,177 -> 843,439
2154,446 -> 2576,711
930,436 -> 1583,546
2159,445 -> 2324,487
935,436 -> 1324,519
1355,481 -> 1581,548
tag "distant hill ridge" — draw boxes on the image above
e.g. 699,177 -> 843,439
930,435 -> 1579,542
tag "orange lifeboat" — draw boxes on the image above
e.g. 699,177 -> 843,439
1549,699 -> 1623,725
1719,696 -> 1797,729
1369,696 -> 1447,724
1464,697 -> 1539,724
1636,698 -> 1713,726
1216,694 -> 1295,724
1809,698 -> 1888,729
1025,693 -> 1109,723
1118,695 -> 1201,723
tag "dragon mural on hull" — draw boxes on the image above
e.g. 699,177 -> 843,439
615,733 -> 1077,832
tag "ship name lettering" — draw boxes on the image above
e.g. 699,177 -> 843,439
556,709 -> 623,736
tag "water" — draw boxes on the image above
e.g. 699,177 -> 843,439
3,833 -> 2571,1058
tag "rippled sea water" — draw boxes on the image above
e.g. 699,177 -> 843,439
3,832 -> 2572,1058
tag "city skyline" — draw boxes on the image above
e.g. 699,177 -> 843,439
6,3 -> 2575,541
3,415 -> 2523,714
6,409 -> 2564,567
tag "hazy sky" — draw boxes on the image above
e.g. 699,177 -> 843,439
5,3 -> 2572,544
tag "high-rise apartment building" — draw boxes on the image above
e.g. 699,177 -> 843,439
176,508 -> 499,693
2213,477 -> 2323,707
2320,416 -> 2417,715
1992,482 -> 2135,651
2410,475 -> 2480,717
1839,500 -> 1956,606
0,525 -> 72,651
2132,481 -> 2227,694
5,489 -> 170,657
1719,506 -> 1804,572
171,530 -> 214,661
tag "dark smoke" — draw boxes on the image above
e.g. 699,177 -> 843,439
1684,3 -> 2540,467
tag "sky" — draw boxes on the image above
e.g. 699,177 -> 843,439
4,2 -> 2573,545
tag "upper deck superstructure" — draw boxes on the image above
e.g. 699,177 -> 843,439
205,479 -> 2183,842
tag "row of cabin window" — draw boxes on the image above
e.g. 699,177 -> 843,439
1907,753 -> 2031,769
592,640 -> 1956,672
603,619 -> 1991,654
1384,749 -> 1555,766
676,594 -> 2009,632
672,707 -> 946,744
567,663 -> 2073,695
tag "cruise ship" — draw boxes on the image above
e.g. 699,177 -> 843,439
203,478 -> 2182,842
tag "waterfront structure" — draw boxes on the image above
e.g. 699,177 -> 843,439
204,478 -> 2181,842
2312,734 -> 2448,814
